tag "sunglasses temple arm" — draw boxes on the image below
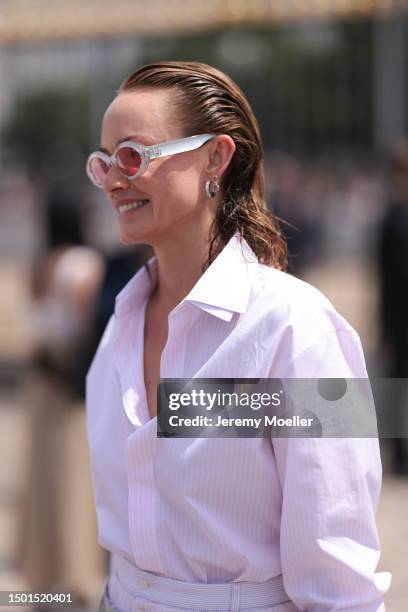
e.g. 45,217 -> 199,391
149,135 -> 215,159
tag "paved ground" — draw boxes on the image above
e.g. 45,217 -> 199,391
0,392 -> 105,612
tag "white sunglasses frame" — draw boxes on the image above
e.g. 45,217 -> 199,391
86,133 -> 216,188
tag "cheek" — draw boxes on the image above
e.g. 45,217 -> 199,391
151,171 -> 204,220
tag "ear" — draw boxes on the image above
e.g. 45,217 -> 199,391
205,135 -> 236,178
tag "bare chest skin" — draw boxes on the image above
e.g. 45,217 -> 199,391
143,295 -> 169,420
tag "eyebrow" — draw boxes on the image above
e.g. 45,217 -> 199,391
99,135 -> 152,154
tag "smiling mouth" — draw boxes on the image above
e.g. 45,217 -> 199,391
117,199 -> 150,215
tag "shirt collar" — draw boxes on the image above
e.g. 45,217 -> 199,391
184,233 -> 257,321
114,233 -> 258,322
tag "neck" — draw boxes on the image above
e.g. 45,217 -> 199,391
150,226 -> 214,314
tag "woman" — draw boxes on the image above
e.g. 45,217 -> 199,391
85,61 -> 391,611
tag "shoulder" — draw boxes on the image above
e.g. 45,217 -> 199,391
251,263 -> 354,335
246,263 -> 366,376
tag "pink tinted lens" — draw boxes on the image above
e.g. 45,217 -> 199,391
116,147 -> 142,176
89,156 -> 109,186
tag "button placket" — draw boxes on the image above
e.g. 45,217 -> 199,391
113,299 -> 148,426
138,577 -> 149,589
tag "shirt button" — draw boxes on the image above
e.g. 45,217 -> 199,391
138,577 -> 149,589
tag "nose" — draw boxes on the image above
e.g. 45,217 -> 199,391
102,163 -> 131,195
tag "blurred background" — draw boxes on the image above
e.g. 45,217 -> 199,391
0,0 -> 407,610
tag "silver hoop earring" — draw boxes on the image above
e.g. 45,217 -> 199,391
205,175 -> 220,198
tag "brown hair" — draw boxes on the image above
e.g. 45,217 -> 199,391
119,61 -> 288,271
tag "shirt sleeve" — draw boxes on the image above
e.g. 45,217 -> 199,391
271,329 -> 392,611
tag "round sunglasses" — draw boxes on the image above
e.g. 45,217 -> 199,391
86,133 -> 216,188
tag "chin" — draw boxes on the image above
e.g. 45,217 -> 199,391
119,232 -> 145,245
119,225 -> 156,246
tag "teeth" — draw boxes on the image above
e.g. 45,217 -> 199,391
118,200 -> 149,214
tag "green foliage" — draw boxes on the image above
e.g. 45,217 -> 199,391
1,86 -> 91,174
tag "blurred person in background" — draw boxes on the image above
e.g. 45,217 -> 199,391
92,243 -> 153,346
264,152 -> 321,275
377,140 -> 408,475
19,177 -> 106,608
86,60 -> 390,611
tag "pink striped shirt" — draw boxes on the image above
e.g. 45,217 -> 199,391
86,233 -> 391,610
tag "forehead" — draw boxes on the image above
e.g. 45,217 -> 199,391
101,88 -> 179,148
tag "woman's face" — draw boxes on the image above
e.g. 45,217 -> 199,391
100,88 -> 220,246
